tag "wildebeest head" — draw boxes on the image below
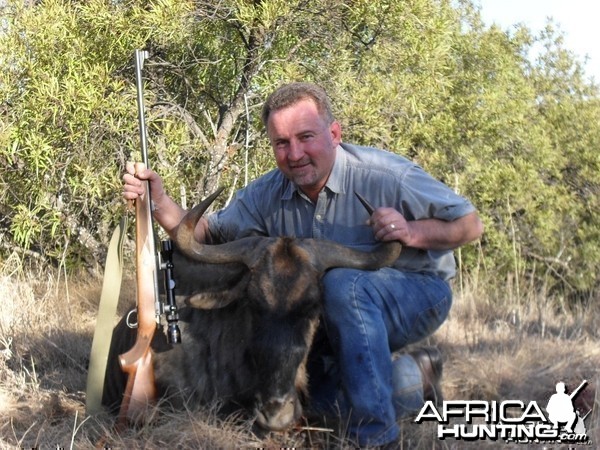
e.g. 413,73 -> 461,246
172,189 -> 401,431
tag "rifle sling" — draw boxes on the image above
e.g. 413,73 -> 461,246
85,215 -> 128,415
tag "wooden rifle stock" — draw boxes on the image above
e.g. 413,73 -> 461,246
117,180 -> 158,424
117,49 -> 160,425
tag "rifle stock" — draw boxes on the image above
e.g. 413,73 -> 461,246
117,50 -> 160,425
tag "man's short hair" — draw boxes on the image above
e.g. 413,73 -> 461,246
261,82 -> 335,128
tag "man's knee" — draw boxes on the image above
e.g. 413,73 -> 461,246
323,267 -> 365,302
322,268 -> 374,322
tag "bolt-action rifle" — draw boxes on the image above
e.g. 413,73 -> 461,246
117,49 -> 181,425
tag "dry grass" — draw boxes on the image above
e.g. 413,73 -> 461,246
0,254 -> 598,449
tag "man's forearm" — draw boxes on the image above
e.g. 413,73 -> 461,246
153,193 -> 212,244
151,191 -> 187,237
407,212 -> 483,250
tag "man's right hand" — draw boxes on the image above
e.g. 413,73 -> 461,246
122,161 -> 165,203
122,161 -> 209,243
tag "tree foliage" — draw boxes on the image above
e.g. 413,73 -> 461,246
0,0 -> 598,296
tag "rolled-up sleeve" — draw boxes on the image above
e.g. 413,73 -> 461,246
399,166 -> 476,222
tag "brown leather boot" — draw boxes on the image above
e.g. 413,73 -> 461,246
409,347 -> 443,405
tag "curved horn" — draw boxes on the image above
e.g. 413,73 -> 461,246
297,191 -> 401,271
173,188 -> 267,265
300,239 -> 401,273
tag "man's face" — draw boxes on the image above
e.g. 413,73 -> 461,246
266,98 -> 341,201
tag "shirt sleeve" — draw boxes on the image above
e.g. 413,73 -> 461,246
206,188 -> 267,243
398,165 -> 476,222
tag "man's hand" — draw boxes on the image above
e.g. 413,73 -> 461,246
122,161 -> 166,203
122,161 -> 192,238
369,208 -> 483,250
369,207 -> 413,245
122,162 -> 213,243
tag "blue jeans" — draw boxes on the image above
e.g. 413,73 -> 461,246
307,268 -> 452,446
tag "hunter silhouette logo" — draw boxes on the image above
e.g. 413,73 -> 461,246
546,380 -> 589,434
415,379 -> 593,444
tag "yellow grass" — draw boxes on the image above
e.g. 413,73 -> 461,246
0,254 -> 598,449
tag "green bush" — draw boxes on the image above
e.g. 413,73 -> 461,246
0,0 -> 598,297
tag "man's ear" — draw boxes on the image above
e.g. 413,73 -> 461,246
330,120 -> 342,146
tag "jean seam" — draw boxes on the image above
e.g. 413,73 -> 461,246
350,270 -> 388,421
406,280 -> 452,343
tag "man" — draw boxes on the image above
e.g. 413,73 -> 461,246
123,82 -> 483,446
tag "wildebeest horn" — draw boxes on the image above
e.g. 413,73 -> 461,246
174,189 -> 401,270
299,191 -> 400,271
354,191 -> 375,215
173,187 -> 266,264
299,192 -> 402,271
299,239 -> 401,272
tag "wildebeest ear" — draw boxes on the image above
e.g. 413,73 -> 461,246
186,291 -> 238,309
185,274 -> 249,310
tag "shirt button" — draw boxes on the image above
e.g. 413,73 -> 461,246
316,214 -> 322,221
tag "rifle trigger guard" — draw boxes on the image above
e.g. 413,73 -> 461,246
126,308 -> 139,329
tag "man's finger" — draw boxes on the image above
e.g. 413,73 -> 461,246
125,160 -> 136,175
133,161 -> 146,176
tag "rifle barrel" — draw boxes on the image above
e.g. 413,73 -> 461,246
133,49 -> 161,320
135,50 -> 150,167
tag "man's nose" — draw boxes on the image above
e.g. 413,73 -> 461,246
287,140 -> 304,161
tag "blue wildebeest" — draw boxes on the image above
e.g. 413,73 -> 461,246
103,191 -> 401,430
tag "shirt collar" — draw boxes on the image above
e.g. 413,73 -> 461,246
281,145 -> 347,201
326,145 -> 347,194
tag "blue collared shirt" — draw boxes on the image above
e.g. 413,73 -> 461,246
207,143 -> 476,280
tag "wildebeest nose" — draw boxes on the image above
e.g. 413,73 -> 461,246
254,395 -> 301,431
